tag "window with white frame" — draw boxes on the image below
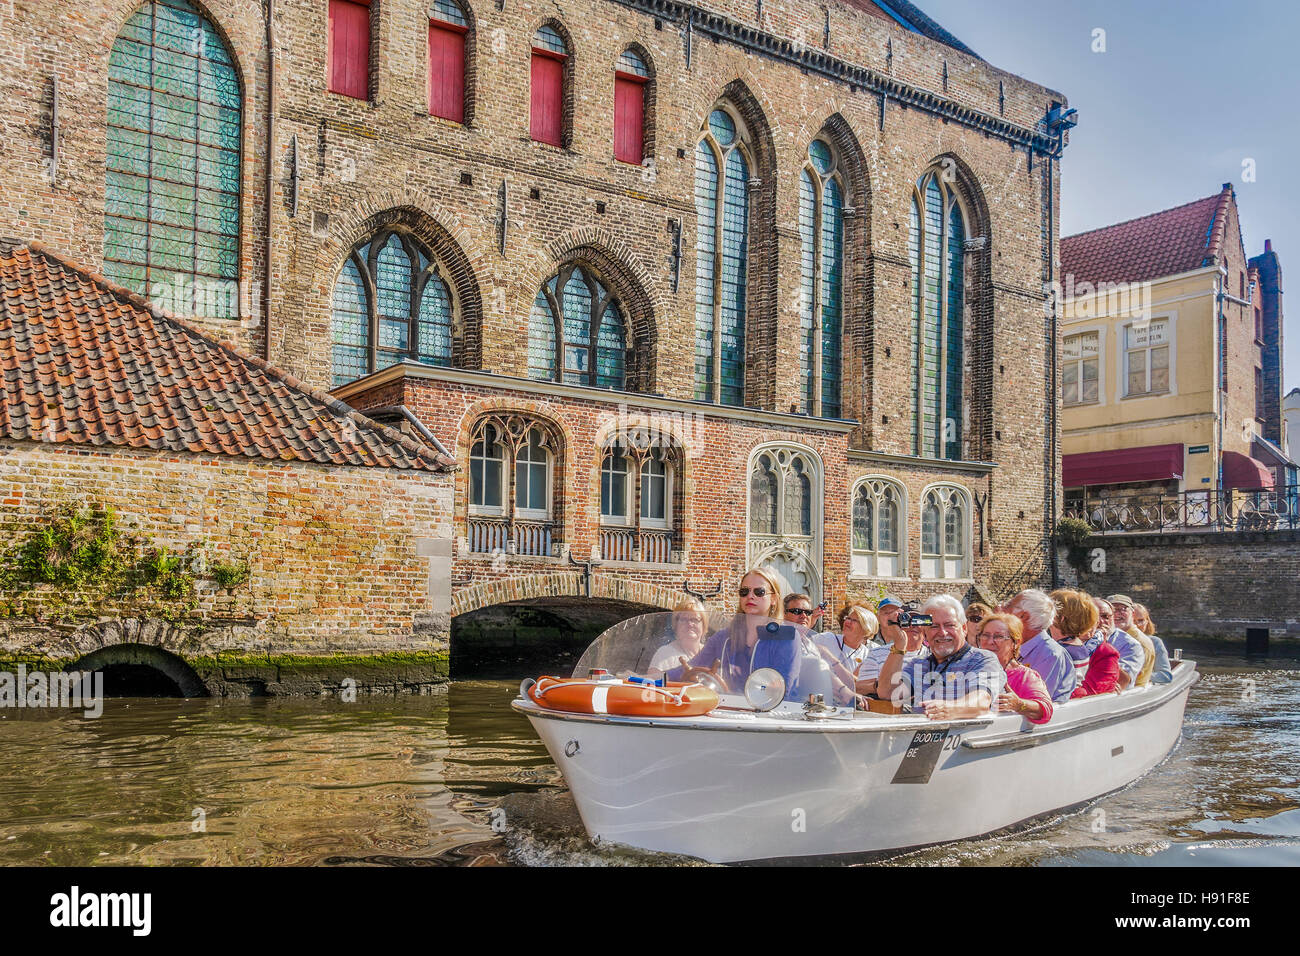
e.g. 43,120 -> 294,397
920,485 -> 970,579
851,478 -> 904,577
1124,319 -> 1170,397
598,440 -> 679,561
466,418 -> 554,521
1063,331 -> 1100,406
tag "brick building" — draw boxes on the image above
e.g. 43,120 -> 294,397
1,0 -> 1070,666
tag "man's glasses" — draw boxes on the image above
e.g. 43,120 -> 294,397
967,614 -> 984,623
738,587 -> 768,597
786,607 -> 813,617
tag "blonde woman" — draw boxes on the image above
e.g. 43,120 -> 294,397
1133,602 -> 1175,684
647,598 -> 710,678
672,567 -> 803,697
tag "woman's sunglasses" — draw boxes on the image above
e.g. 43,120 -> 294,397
738,587 -> 768,597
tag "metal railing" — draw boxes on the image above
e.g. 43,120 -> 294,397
1064,486 -> 1300,534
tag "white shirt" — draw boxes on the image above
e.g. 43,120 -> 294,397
648,641 -> 696,675
812,632 -> 874,677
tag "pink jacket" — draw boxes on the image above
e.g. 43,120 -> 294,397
1006,663 -> 1053,724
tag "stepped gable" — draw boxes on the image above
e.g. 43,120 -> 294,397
0,242 -> 452,471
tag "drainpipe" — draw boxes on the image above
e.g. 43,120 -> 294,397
1046,151 -> 1059,587
1215,263 -> 1255,493
263,0 -> 278,361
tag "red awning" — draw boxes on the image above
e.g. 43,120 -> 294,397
1222,450 -> 1274,490
1063,443 -> 1184,488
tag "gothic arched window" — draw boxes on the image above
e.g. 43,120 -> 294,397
598,436 -> 681,563
694,106 -> 750,406
749,447 -> 818,539
331,230 -> 454,387
910,169 -> 966,459
105,0 -> 241,314
851,477 -> 904,578
467,415 -> 560,557
798,138 -> 844,418
527,263 -> 627,389
920,484 -> 970,580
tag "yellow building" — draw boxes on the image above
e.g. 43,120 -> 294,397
1059,184 -> 1289,509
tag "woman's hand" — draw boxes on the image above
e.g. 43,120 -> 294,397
833,682 -> 855,706
997,690 -> 1024,715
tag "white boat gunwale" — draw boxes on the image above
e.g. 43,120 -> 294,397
511,658 -> 1197,739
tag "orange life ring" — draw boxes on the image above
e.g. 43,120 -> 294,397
528,676 -> 720,718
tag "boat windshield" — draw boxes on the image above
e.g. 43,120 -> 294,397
572,611 -> 849,705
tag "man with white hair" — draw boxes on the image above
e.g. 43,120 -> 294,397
876,594 -> 1004,717
1005,588 -> 1078,702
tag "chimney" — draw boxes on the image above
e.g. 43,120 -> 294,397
1265,238 -> 1273,253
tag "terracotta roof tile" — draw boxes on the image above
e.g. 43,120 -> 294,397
1060,185 -> 1234,288
0,243 -> 453,472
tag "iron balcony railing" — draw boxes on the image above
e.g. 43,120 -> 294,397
1063,486 -> 1300,534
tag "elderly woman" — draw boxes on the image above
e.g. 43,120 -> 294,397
1049,589 -> 1120,698
647,598 -> 710,678
812,604 -> 880,678
1133,602 -> 1175,685
974,613 -> 1053,723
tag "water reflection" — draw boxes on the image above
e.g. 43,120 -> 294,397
0,645 -> 1297,866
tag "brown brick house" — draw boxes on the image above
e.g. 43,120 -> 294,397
1,0 -> 1070,664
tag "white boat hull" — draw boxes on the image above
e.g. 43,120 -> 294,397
513,662 -> 1199,863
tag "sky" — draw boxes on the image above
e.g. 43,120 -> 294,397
916,0 -> 1298,391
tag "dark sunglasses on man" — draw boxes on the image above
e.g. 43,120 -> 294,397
786,607 -> 813,618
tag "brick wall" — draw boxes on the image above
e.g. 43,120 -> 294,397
1060,530 -> 1300,640
0,439 -> 454,655
1,0 -> 1066,613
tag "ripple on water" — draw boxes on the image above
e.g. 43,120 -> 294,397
1,659 -> 1298,866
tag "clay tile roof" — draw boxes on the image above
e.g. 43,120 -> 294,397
1060,185 -> 1235,289
0,243 -> 453,472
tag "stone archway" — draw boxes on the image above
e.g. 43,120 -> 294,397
68,643 -> 208,698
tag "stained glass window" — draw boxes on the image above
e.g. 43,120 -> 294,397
330,229 -> 455,387
911,170 -> 965,459
797,139 -> 844,418
105,0 -> 241,313
527,264 -> 627,390
695,106 -> 749,406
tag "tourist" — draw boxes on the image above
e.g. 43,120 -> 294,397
1051,589 -> 1120,698
965,602 -> 993,627
782,594 -> 861,706
1004,588 -> 1078,702
876,595 -> 1005,718
811,603 -> 879,677
1107,594 -> 1156,687
854,596 -> 926,697
671,569 -> 851,703
1134,603 -> 1174,684
1091,597 -> 1145,690
647,598 -> 710,677
973,613 -> 1053,723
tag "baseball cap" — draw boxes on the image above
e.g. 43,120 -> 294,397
1107,594 -> 1135,609
876,594 -> 903,611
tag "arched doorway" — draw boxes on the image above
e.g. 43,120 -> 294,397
450,597 -> 661,679
68,644 -> 208,698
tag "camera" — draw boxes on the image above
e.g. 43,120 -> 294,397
895,606 -> 933,628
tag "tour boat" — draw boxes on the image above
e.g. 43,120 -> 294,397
512,611 -> 1199,864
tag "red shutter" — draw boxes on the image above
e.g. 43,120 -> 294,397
613,73 -> 646,164
428,21 -> 466,122
530,51 -> 564,146
328,0 -> 370,100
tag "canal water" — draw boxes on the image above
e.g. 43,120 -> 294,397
0,639 -> 1296,866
